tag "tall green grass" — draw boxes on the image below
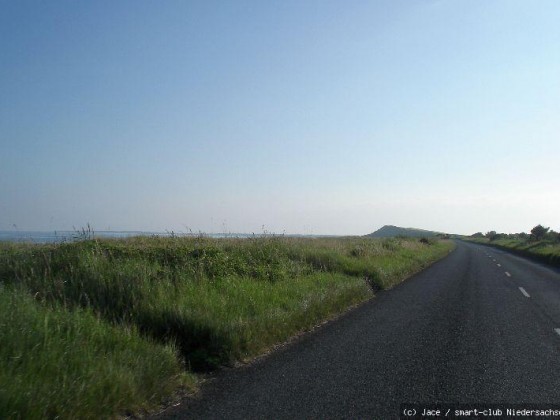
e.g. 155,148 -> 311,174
0,236 -> 453,418
0,286 -> 190,419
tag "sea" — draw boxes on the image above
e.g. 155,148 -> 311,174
0,231 -> 255,244
0,231 -> 328,244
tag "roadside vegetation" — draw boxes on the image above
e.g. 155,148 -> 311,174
0,287 -> 190,419
466,224 -> 560,267
0,235 -> 453,418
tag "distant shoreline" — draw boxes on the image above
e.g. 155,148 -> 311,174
0,231 -> 340,244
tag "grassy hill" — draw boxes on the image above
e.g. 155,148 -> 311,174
366,225 -> 441,238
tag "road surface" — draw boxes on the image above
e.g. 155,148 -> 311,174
155,240 -> 560,419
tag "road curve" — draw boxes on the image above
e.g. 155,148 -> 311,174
155,240 -> 560,419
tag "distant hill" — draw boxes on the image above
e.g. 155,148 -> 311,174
366,225 -> 441,238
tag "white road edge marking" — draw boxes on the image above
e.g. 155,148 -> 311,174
505,272 -> 511,277
555,329 -> 560,337
519,287 -> 530,298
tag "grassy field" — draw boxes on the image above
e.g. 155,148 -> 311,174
0,235 -> 454,418
464,237 -> 560,267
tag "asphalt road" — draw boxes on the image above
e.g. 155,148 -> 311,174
156,241 -> 560,419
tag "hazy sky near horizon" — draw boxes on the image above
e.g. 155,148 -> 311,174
1,1 -> 559,235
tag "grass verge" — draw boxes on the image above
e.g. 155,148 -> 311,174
0,236 -> 454,418
464,237 -> 560,267
0,286 -> 191,419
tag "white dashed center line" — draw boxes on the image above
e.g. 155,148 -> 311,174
555,329 -> 560,337
497,264 -> 501,267
519,287 -> 530,298
505,272 -> 511,277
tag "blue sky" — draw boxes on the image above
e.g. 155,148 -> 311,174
1,1 -> 559,235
